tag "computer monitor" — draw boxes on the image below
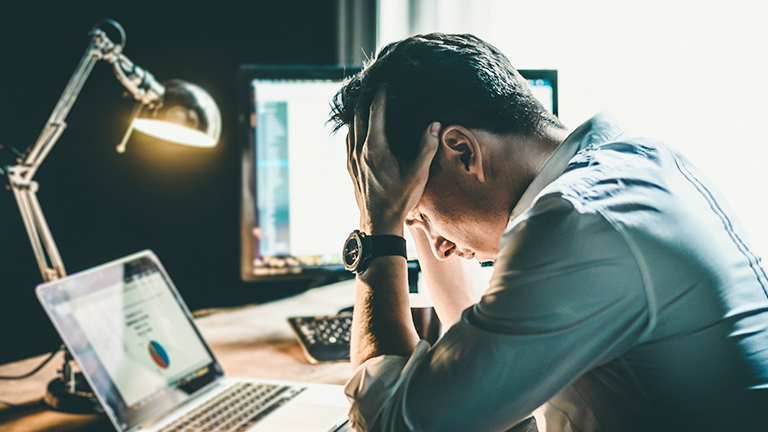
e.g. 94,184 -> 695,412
239,66 -> 558,282
522,69 -> 558,117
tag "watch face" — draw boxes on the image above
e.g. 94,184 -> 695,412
343,232 -> 363,271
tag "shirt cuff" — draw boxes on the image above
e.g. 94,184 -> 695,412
344,340 -> 431,432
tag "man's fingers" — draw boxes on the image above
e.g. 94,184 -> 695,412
353,111 -> 366,153
345,132 -> 355,176
346,130 -> 353,165
415,122 -> 441,172
366,87 -> 387,149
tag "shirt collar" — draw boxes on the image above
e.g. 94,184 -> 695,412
505,112 -> 626,229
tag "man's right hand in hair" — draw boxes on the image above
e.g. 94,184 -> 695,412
345,87 -> 441,367
346,87 -> 484,333
346,87 -> 440,236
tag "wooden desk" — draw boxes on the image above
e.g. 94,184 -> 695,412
0,280 -> 357,432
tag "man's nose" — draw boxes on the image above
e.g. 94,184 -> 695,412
429,235 -> 455,261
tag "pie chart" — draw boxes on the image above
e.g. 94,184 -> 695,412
148,341 -> 170,369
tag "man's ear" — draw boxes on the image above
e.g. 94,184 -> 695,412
439,125 -> 485,183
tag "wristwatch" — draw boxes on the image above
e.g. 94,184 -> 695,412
342,230 -> 407,274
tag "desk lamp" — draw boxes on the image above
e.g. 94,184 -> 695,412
1,19 -> 221,412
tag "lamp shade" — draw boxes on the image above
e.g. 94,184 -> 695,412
132,80 -> 221,148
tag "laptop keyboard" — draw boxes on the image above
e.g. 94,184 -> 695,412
158,382 -> 306,432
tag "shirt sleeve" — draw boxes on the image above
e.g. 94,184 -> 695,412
344,193 -> 652,432
344,342 -> 431,432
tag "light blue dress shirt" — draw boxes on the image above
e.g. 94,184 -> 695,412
345,113 -> 768,432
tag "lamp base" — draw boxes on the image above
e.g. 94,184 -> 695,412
44,372 -> 102,414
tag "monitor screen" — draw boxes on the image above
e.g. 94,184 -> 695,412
522,69 -> 558,117
239,66 -> 558,282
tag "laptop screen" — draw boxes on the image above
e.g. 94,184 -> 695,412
36,251 -> 224,432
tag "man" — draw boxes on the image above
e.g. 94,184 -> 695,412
330,33 -> 768,431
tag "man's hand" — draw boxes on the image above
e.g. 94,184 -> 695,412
345,87 -> 440,368
346,87 -> 440,236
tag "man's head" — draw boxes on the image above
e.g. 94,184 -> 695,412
329,33 -> 564,160
331,33 -> 566,262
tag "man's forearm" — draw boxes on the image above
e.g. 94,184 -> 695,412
410,228 -> 486,328
344,89 -> 439,369
350,255 -> 420,369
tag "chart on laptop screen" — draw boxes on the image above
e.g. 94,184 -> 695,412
67,270 -> 212,407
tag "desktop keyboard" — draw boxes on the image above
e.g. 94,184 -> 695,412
288,312 -> 352,364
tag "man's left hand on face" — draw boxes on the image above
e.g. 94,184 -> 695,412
346,87 -> 441,236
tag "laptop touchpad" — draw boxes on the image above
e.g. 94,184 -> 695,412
253,403 -> 348,431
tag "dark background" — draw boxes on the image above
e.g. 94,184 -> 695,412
0,0 -> 341,364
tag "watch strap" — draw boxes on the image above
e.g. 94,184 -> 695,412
366,234 -> 407,259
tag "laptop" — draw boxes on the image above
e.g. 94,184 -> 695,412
36,250 -> 349,432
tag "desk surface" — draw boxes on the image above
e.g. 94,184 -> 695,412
0,280 -> 357,432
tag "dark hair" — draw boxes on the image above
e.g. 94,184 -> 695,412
329,33 -> 564,160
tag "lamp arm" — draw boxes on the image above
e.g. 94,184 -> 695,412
6,31 -> 107,282
7,178 -> 66,281
17,26 -> 166,182
5,24 -> 164,282
20,37 -> 102,182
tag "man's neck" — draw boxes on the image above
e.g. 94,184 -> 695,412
498,127 -> 570,219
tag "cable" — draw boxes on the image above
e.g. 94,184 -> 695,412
0,344 -> 64,380
0,143 -> 24,160
1,144 -> 24,178
0,145 -> 8,177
